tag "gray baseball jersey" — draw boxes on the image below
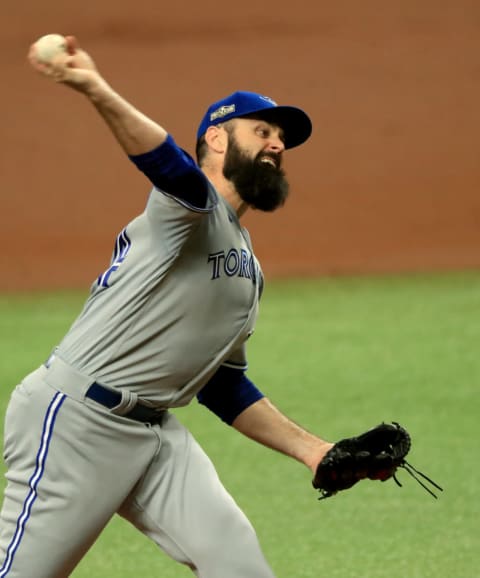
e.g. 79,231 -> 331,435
56,180 -> 262,405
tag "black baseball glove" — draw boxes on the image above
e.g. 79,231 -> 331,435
312,422 -> 442,500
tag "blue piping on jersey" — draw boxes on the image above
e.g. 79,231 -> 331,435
0,392 -> 66,576
159,187 -> 218,214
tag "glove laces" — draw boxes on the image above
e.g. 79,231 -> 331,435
394,460 -> 444,499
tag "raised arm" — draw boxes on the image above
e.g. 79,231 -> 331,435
28,35 -> 167,156
28,35 -> 211,208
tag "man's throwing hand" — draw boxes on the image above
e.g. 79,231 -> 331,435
28,34 -> 99,91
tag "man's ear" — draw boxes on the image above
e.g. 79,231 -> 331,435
205,125 -> 228,154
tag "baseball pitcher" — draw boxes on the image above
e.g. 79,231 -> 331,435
0,34 -> 440,578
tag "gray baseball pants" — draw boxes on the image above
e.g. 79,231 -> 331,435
0,363 -> 276,577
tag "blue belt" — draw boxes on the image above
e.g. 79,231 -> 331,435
44,355 -> 165,424
86,382 -> 166,424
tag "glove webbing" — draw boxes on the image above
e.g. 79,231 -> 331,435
394,459 -> 444,499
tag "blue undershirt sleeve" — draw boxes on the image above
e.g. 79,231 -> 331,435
129,134 -> 210,209
196,366 -> 265,425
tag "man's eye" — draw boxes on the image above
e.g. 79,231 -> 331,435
257,128 -> 269,138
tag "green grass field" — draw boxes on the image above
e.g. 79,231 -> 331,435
0,271 -> 478,577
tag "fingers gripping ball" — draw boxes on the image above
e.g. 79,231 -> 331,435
312,422 -> 443,500
33,34 -> 68,63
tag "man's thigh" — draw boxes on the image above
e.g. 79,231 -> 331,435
0,368 -> 159,578
120,413 -> 276,578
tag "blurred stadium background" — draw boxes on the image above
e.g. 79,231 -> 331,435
1,0 -> 480,290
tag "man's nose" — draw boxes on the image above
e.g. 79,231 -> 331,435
265,134 -> 285,153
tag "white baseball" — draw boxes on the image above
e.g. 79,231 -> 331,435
34,34 -> 67,63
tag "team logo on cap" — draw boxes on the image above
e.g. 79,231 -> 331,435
210,104 -> 236,122
259,95 -> 277,105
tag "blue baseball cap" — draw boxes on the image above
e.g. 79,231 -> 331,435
197,90 -> 312,149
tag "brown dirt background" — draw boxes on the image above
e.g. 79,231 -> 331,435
1,1 -> 480,291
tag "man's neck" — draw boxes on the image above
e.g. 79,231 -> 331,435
202,167 -> 249,218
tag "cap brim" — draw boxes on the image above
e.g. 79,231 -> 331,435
249,106 -> 312,149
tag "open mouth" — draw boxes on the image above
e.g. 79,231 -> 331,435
259,156 -> 277,168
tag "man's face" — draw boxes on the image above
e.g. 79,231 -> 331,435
222,118 -> 289,212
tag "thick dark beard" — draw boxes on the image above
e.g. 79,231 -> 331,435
222,135 -> 289,212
